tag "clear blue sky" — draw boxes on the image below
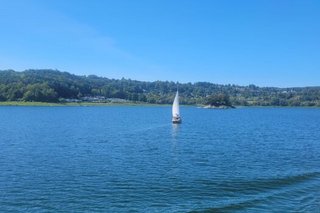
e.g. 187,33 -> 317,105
0,0 -> 319,87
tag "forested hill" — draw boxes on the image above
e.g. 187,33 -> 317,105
0,69 -> 320,106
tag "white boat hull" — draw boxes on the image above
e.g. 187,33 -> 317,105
172,116 -> 182,124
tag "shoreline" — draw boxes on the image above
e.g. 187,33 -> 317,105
0,101 -> 170,107
0,101 -> 319,108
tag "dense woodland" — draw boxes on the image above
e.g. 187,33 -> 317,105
0,69 -> 320,106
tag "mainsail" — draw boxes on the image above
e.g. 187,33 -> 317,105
172,91 -> 180,117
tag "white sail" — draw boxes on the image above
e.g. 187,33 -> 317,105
172,91 -> 180,117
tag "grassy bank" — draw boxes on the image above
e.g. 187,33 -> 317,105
1,101 -> 319,108
0,101 -> 170,107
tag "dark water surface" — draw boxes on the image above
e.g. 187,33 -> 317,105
0,106 -> 319,212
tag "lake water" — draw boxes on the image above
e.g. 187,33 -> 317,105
0,106 -> 319,212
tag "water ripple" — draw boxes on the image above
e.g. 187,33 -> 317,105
0,107 -> 319,212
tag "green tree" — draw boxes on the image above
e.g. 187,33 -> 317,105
23,83 -> 58,102
205,93 -> 231,106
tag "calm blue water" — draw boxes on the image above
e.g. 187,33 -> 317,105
0,106 -> 319,212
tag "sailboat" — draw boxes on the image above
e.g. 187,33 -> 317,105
172,91 -> 182,124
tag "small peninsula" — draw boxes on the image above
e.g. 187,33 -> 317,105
202,93 -> 235,109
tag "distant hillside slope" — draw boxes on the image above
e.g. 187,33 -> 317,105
0,69 -> 320,106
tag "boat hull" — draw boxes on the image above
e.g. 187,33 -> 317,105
172,117 -> 182,124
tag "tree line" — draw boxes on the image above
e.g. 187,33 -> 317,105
0,69 -> 320,106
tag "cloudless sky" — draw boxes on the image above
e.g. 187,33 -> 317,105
0,0 -> 319,87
